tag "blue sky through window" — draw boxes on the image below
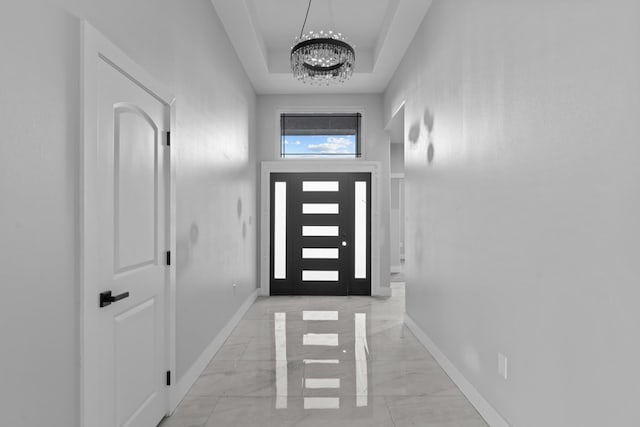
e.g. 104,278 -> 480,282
282,135 -> 357,157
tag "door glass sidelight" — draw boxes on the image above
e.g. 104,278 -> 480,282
274,182 -> 287,279
270,173 -> 371,296
354,181 -> 367,279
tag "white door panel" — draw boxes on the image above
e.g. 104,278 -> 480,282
94,55 -> 168,427
114,298 -> 157,426
114,105 -> 158,272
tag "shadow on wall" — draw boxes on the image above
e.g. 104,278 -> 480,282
177,222 -> 199,277
408,121 -> 421,145
424,108 -> 435,165
238,196 -> 249,240
407,107 -> 436,165
176,195 -> 250,279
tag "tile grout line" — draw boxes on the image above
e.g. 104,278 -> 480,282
200,395 -> 222,427
383,395 -> 399,427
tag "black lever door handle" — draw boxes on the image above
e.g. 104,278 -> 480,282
99,290 -> 130,308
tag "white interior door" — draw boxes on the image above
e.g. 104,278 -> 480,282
82,24 -> 172,427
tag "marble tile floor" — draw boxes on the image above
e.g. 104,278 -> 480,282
159,284 -> 487,427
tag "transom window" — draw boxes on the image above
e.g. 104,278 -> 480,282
280,113 -> 362,158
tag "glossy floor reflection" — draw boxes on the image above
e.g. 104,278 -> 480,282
160,284 -> 488,427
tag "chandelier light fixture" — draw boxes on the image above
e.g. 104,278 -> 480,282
290,0 -> 355,85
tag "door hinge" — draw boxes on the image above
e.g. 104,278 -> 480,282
166,251 -> 171,266
166,131 -> 171,147
166,370 -> 171,386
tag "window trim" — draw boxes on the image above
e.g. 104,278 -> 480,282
275,107 -> 367,160
280,113 -> 362,159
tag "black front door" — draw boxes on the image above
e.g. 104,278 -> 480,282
270,172 -> 371,295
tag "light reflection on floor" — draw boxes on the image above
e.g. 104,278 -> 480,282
161,284 -> 489,427
275,310 -> 369,411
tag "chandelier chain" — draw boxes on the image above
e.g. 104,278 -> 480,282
299,0 -> 312,39
328,0 -> 335,31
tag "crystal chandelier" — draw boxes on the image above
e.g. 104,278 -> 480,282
290,0 -> 355,85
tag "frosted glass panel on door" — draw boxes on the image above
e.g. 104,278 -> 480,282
354,181 -> 367,279
304,397 -> 340,409
302,181 -> 339,192
305,378 -> 341,389
274,182 -> 287,279
302,226 -> 339,236
302,248 -> 339,259
302,204 -> 339,214
302,270 -> 339,281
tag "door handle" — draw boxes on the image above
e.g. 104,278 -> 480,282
99,290 -> 130,308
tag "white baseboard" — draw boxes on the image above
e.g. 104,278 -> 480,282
404,314 -> 510,427
170,289 -> 259,411
374,287 -> 392,297
390,265 -> 403,273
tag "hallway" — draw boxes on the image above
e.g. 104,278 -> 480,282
161,283 -> 487,427
4,1 -> 640,425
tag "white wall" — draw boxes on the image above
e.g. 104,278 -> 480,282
1,0 -> 257,425
390,144 -> 404,174
384,0 -> 640,426
0,2 -> 79,426
390,144 -> 404,268
257,94 -> 390,292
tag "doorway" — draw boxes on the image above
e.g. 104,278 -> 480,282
81,23 -> 175,427
270,172 -> 371,295
386,103 -> 405,274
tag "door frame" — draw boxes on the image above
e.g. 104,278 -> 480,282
260,161 -> 382,296
269,172 -> 372,296
80,22 -> 177,426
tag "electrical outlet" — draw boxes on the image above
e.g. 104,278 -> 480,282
498,353 -> 508,380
